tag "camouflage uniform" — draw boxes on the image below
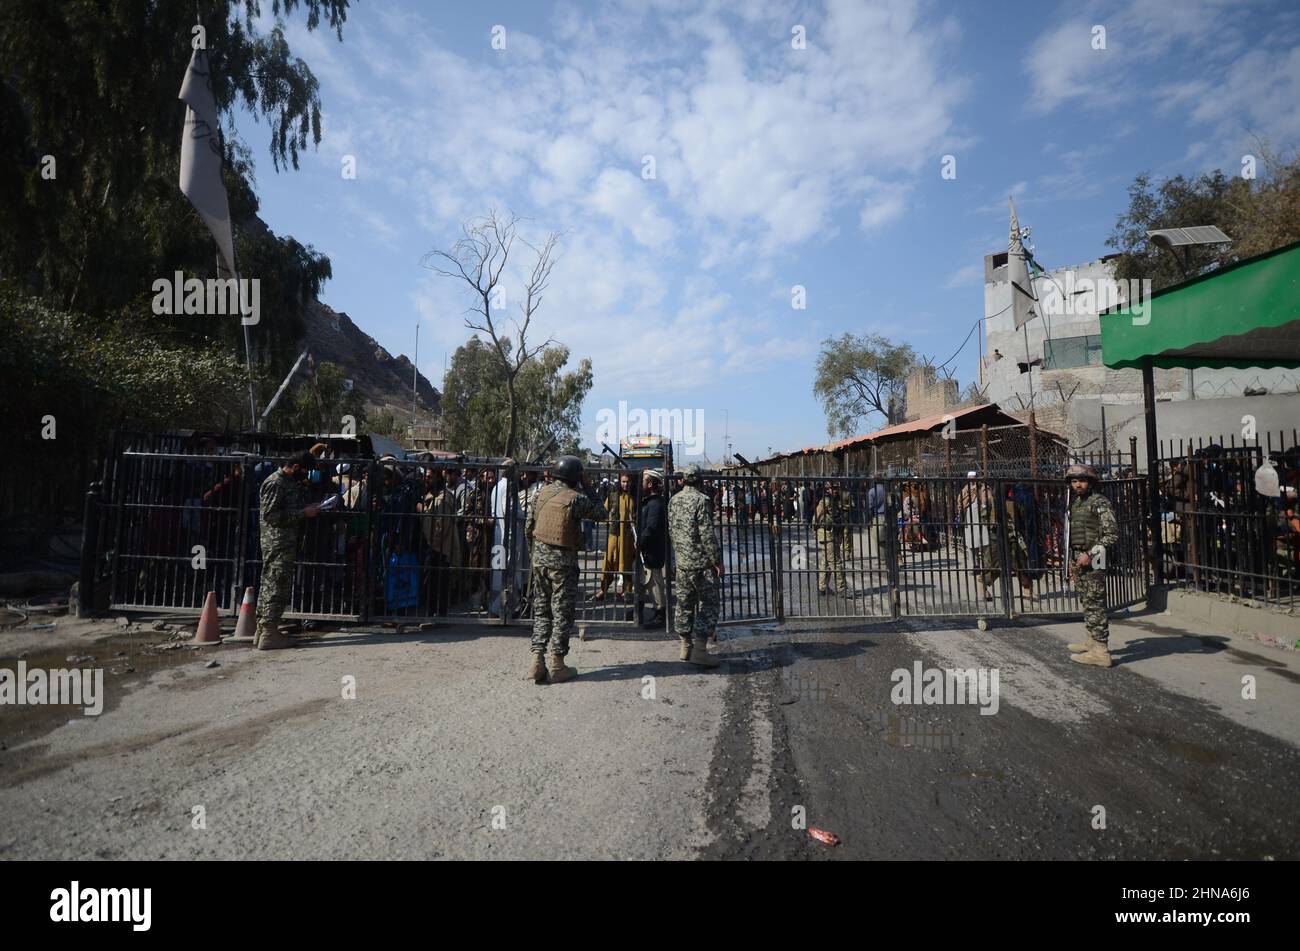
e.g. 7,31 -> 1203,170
526,484 -> 606,657
668,484 -> 722,650
257,469 -> 308,641
813,491 -> 852,594
1069,489 -> 1119,643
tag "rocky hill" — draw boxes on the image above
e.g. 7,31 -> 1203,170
301,297 -> 441,424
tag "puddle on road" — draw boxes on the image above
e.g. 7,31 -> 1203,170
0,623 -> 240,752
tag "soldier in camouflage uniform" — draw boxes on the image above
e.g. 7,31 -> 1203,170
813,482 -> 853,596
524,455 -> 606,684
256,452 -> 320,650
1065,463 -> 1119,668
668,464 -> 724,667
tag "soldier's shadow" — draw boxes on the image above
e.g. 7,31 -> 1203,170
1107,633 -> 1229,666
572,659 -> 722,682
286,627 -> 512,649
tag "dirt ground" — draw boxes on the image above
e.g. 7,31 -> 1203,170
1,601 -> 1297,860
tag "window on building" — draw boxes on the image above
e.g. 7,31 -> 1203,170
1043,334 -> 1103,370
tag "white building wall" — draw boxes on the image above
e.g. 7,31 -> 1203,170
978,253 -> 1300,444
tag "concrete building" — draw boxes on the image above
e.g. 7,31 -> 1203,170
980,250 -> 1300,453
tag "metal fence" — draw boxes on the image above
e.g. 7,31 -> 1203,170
701,473 -> 1148,624
84,445 -> 1152,628
1154,429 -> 1300,611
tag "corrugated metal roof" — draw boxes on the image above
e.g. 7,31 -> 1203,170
823,403 -> 999,450
742,402 -> 1039,468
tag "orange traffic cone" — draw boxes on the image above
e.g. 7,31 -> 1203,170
226,587 -> 257,643
192,591 -> 223,644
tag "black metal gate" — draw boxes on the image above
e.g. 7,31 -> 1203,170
90,448 -> 1150,627
697,472 -> 1149,623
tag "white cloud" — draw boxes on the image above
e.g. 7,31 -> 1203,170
276,0 -> 967,402
943,264 -> 983,289
1024,0 -> 1260,116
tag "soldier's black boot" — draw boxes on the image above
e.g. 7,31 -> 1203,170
547,652 -> 577,683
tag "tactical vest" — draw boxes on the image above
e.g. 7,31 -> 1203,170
533,483 -> 582,550
1070,493 -> 1101,552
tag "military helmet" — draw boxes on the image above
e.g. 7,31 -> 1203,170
1065,463 -> 1099,482
683,463 -> 703,485
552,454 -> 583,486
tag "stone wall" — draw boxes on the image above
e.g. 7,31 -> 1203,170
904,366 -> 959,421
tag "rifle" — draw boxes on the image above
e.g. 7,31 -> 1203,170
733,452 -> 763,478
528,434 -> 558,467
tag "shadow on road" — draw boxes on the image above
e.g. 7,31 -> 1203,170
1108,633 -> 1229,666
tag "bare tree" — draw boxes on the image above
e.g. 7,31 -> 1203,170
423,209 -> 561,457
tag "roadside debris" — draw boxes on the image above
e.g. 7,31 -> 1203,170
809,828 -> 841,846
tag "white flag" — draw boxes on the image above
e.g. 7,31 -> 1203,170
1007,195 -> 1038,330
179,48 -> 235,275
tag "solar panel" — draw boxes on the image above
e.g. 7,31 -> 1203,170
1147,225 -> 1232,248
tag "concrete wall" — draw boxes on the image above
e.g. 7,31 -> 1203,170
980,251 -> 1300,447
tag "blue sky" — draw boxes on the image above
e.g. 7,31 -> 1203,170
229,0 -> 1300,460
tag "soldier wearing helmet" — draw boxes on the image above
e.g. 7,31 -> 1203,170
523,455 -> 607,684
667,463 -> 724,666
1065,463 -> 1119,667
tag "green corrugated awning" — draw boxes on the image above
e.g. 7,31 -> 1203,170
1100,239 -> 1300,370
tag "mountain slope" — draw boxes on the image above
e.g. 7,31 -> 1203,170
301,298 -> 441,424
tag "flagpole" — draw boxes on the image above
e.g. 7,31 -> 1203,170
1022,321 -> 1034,408
217,247 -> 258,428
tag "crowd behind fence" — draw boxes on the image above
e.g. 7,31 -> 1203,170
84,438 -> 1150,628
1154,429 -> 1300,612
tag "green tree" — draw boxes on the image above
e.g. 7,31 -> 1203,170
1106,149 -> 1300,291
2,288 -> 251,443
0,0 -> 345,363
813,333 -> 916,438
441,337 -> 593,457
263,359 -> 366,434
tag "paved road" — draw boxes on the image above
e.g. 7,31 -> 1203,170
727,615 -> 1300,860
1,607 -> 1296,860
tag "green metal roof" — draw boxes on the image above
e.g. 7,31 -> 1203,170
1100,240 -> 1300,370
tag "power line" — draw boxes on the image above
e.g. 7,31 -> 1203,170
933,316 -> 984,371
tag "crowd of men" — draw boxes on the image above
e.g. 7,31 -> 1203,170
249,447 -> 1123,674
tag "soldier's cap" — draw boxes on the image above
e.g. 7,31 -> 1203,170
683,463 -> 703,483
1065,463 -> 1099,481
